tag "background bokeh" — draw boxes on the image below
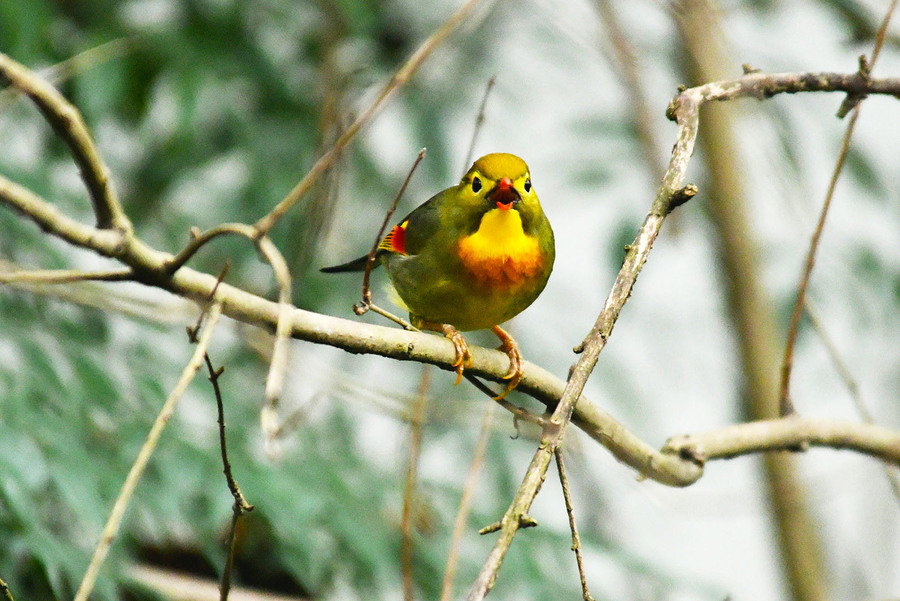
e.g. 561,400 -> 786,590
1,0 -> 899,599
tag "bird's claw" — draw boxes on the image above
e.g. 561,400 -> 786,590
441,324 -> 472,385
492,325 -> 524,400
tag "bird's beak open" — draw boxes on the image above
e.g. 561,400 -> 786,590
489,177 -> 520,211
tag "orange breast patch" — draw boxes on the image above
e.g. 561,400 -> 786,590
457,242 -> 545,288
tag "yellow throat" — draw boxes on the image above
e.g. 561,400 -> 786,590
457,208 -> 543,287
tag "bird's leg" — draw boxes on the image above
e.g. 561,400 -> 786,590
491,325 -> 523,400
415,319 -> 472,385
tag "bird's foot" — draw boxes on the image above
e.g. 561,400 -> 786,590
440,324 -> 472,385
491,325 -> 523,400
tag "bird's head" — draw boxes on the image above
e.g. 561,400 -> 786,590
456,153 -> 544,233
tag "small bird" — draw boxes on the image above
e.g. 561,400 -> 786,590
322,153 -> 554,399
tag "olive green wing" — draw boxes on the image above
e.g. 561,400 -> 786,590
320,189 -> 448,272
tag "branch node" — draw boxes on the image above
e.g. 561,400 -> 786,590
667,184 -> 698,214
742,63 -> 760,74
518,514 -> 538,529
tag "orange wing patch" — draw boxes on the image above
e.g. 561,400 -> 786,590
379,220 -> 409,255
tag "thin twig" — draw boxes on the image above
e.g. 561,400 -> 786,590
0,38 -> 132,112
357,148 -> 427,311
440,401 -> 495,601
463,374 -> 546,428
203,352 -> 254,601
779,0 -> 897,416
401,367 -> 431,601
461,76 -> 496,174
257,236 -> 294,451
0,52 -> 131,232
253,0 -> 491,236
0,267 -> 132,284
778,107 -> 860,416
555,449 -> 594,601
363,302 -> 418,331
164,223 -> 294,449
805,300 -> 900,505
73,302 -> 223,601
0,576 -> 13,601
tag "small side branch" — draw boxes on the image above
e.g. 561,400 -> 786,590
440,401 -> 495,601
204,354 -> 253,601
554,449 -> 594,601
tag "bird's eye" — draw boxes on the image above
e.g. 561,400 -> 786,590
524,178 -> 532,193
471,176 -> 482,193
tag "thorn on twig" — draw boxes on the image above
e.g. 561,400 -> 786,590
741,63 -> 760,74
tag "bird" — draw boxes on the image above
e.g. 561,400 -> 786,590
321,152 -> 554,399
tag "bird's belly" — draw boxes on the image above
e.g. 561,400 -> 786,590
386,255 -> 549,332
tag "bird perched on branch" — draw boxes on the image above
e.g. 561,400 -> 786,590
322,153 -> 554,399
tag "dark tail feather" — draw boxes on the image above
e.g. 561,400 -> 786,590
320,254 -> 379,273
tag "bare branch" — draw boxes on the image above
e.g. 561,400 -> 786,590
779,107 -> 860,415
461,76 -> 496,174
0,52 -> 131,232
663,418 -> 900,466
0,267 -> 132,284
0,174 -> 127,256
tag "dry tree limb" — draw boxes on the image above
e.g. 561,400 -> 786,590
0,52 -> 131,232
663,418 -> 900,465
465,65 -> 900,599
